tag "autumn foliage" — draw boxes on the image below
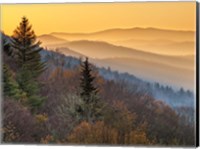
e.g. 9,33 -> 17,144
1,17 -> 195,146
67,121 -> 118,144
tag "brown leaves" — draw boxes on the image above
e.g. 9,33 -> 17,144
35,113 -> 48,124
67,119 -> 152,145
67,121 -> 118,144
125,130 -> 150,145
40,135 -> 54,144
3,121 -> 20,142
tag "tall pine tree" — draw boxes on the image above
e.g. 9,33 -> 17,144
10,17 -> 45,111
11,16 -> 45,78
79,57 -> 103,123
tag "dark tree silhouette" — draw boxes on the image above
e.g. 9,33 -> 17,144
79,57 -> 103,123
80,57 -> 98,101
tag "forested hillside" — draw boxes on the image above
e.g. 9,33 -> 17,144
1,17 -> 195,146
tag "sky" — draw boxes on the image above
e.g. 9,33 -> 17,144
1,2 -> 196,36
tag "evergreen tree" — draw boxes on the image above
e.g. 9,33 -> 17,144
79,57 -> 103,123
11,16 -> 45,78
10,17 -> 45,111
80,57 -> 98,101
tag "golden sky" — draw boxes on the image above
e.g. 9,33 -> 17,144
1,2 -> 196,36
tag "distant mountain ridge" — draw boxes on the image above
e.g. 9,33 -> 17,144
37,34 -> 67,46
50,27 -> 194,36
114,39 -> 195,55
38,27 -> 195,56
49,27 -> 195,42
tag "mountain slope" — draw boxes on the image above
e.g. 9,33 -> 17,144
54,47 -> 86,58
40,49 -> 194,108
92,57 -> 194,90
44,40 -> 194,70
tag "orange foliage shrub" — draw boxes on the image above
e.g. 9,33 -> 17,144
48,67 -> 63,81
63,70 -> 77,79
35,113 -> 48,124
67,121 -> 118,144
103,100 -> 137,144
125,130 -> 151,144
3,121 -> 20,142
40,135 -> 54,144
112,100 -> 136,129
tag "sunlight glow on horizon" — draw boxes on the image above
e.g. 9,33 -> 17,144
1,2 -> 196,36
